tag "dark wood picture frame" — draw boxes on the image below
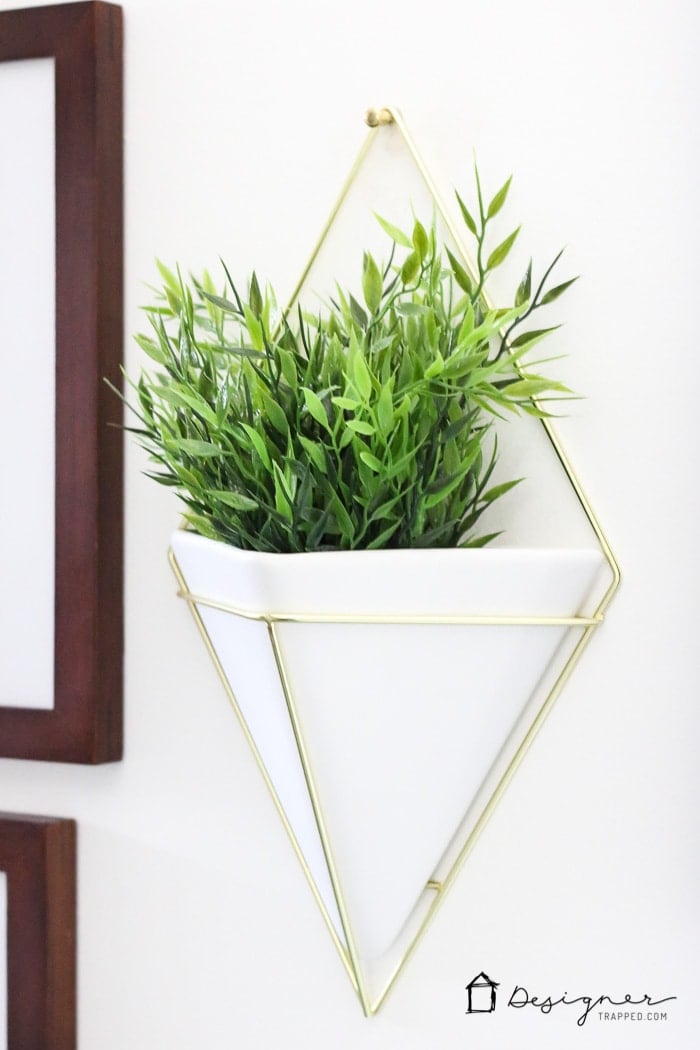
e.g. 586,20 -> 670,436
0,2 -> 123,763
0,812 -> 77,1050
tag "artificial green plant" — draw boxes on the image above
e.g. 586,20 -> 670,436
123,171 -> 576,553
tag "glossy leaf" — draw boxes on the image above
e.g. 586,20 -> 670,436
207,489 -> 259,511
249,272 -> 263,317
374,213 -> 412,248
446,247 -> 473,294
455,190 -> 478,236
362,252 -> 383,313
241,424 -> 272,469
359,449 -> 382,472
352,351 -> 372,400
401,252 -> 420,284
302,387 -> 330,430
510,325 -> 561,350
486,227 -> 521,270
200,291 -> 241,315
349,295 -> 368,330
331,395 -> 360,411
347,418 -> 375,436
487,175 -> 512,219
298,435 -> 327,473
412,220 -> 429,261
515,260 -> 532,307
377,383 -> 394,436
541,276 -> 579,305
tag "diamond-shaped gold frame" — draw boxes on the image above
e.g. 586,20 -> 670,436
169,106 -> 620,1015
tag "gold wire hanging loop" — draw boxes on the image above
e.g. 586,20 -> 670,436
365,107 -> 394,127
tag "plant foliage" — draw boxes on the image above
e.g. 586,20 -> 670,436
122,170 -> 576,552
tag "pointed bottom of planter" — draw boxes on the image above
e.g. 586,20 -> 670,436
170,532 -> 607,1012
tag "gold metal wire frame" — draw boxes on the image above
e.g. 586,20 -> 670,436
169,108 -> 621,1015
171,549 -> 612,1015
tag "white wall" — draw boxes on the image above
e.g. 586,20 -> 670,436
1,0 -> 698,1046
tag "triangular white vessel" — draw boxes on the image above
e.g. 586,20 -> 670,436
171,531 -> 606,1010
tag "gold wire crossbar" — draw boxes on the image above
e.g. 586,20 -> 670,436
175,589 -> 603,627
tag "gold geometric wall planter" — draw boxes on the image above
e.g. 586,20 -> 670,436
170,107 -> 620,1015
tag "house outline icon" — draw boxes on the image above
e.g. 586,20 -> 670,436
465,971 -> 499,1013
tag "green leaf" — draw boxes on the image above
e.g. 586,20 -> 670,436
412,220 -> 429,262
307,505 -> 333,548
172,463 -> 204,490
486,227 -> 520,270
359,449 -> 382,472
134,334 -> 167,364
207,489 -> 259,511
482,478 -> 522,504
367,491 -> 403,521
374,213 -> 412,248
463,531 -> 502,548
165,438 -> 221,457
515,260 -> 532,307
302,387 -> 330,430
272,463 -> 294,521
346,418 -> 375,436
200,290 -> 241,315
362,252 -> 383,313
182,512 -> 220,540
331,395 -> 360,411
424,472 -> 465,509
156,259 -> 181,296
249,272 -> 263,317
474,164 -> 485,221
487,175 -> 512,219
331,495 -> 356,543
445,247 -> 473,295
241,423 -> 272,469
395,302 -> 427,316
164,287 -> 181,314
298,434 -> 327,473
504,377 -> 569,398
165,387 -> 219,427
401,252 -> 420,284
424,353 -> 445,379
456,302 -> 475,344
261,393 -> 289,437
352,352 -> 372,400
349,295 -> 368,330
541,276 -> 579,305
366,520 -> 401,548
278,348 -> 298,390
455,190 -> 478,236
510,325 -> 561,350
377,383 -> 394,436
243,305 -> 264,350
443,412 -> 475,441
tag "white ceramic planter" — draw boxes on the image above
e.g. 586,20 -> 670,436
170,531 -> 605,1002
